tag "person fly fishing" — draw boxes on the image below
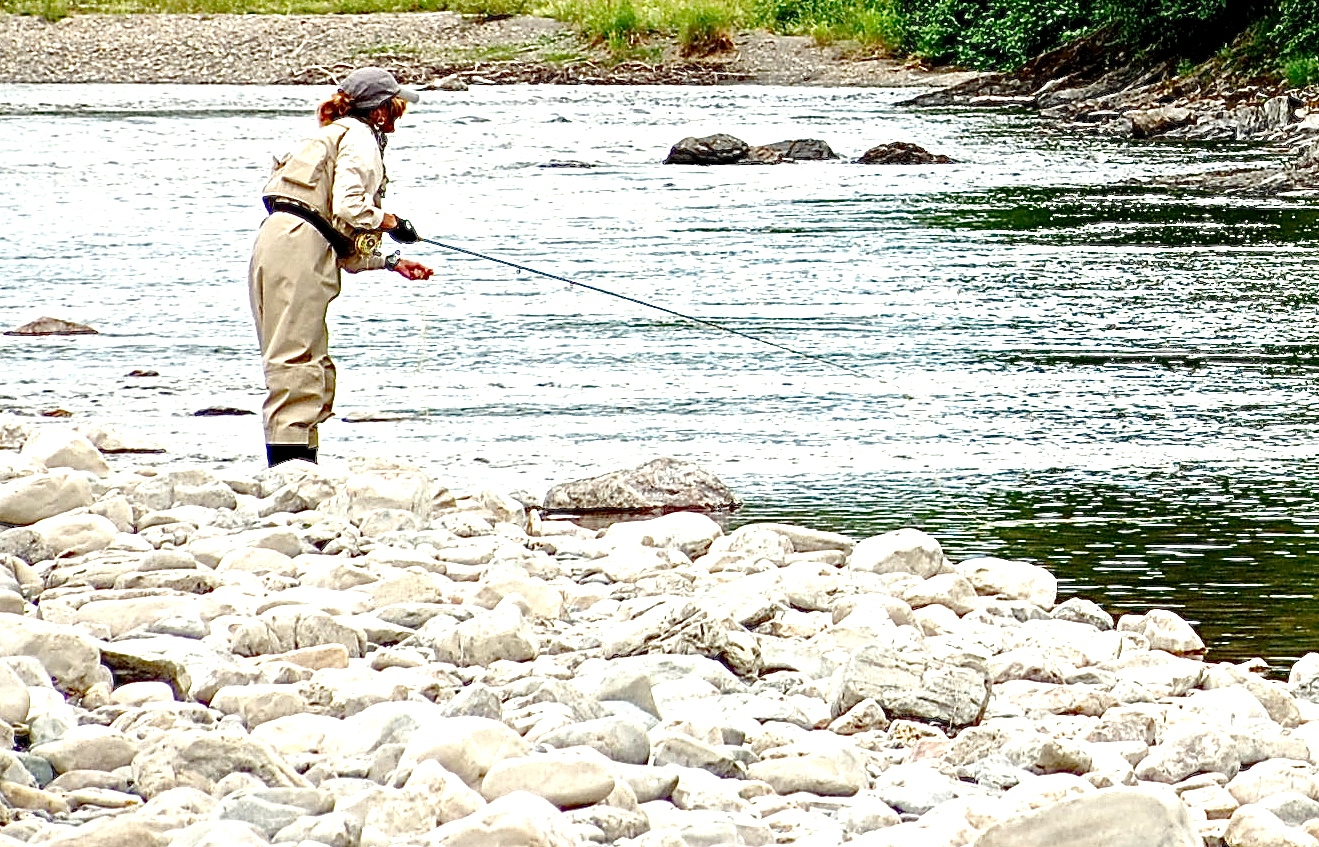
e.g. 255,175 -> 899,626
248,66 -> 433,468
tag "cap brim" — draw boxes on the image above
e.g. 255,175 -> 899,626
398,87 -> 420,104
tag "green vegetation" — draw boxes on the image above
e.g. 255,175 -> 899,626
4,0 -> 1316,81
754,0 -> 901,50
541,0 -> 748,56
1284,55 -> 1319,87
890,0 -> 1317,79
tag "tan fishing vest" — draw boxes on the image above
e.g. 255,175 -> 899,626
262,121 -> 383,260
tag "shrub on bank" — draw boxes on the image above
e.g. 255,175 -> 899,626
895,0 -> 1091,68
753,0 -> 902,51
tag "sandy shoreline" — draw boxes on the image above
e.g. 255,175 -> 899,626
4,12 -> 979,87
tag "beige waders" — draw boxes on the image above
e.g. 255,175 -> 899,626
248,212 -> 342,448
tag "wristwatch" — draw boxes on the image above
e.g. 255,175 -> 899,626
384,251 -> 401,271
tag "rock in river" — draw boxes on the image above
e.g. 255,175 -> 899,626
663,133 -> 749,165
4,316 -> 97,336
542,456 -> 741,513
855,142 -> 956,164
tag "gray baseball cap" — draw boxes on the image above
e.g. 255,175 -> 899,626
338,67 -> 420,110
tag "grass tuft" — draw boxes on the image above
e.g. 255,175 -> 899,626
675,0 -> 736,55
6,0 -> 71,19
1283,55 -> 1319,88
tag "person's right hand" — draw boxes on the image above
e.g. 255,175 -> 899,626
393,258 -> 433,280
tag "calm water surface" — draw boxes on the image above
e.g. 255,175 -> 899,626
2,83 -> 1317,668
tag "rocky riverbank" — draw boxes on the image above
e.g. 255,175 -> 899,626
2,420 -> 1319,847
902,32 -> 1319,196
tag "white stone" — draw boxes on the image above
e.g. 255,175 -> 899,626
398,716 -> 531,788
0,469 -> 95,526
79,425 -> 165,454
425,790 -> 579,847
848,528 -> 946,578
480,750 -> 616,808
603,512 -> 724,558
251,712 -> 343,756
903,572 -> 977,615
1117,609 -> 1205,655
1224,804 -> 1319,847
973,786 -> 1200,847
1291,653 -> 1319,705
1227,759 -> 1319,805
1135,722 -> 1240,784
956,556 -> 1057,608
30,724 -> 138,773
110,681 -> 173,707
74,594 -> 202,639
0,662 -> 30,725
321,468 -> 446,525
21,428 -> 110,477
210,684 -> 309,728
429,597 -> 538,667
0,615 -> 102,694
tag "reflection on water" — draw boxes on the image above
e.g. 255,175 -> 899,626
1,83 -> 1318,668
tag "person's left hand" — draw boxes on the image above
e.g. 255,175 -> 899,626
390,218 -> 420,244
393,258 -> 433,280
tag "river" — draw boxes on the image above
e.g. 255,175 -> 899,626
2,82 -> 1317,669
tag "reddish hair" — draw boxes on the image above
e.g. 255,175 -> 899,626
318,93 -> 409,129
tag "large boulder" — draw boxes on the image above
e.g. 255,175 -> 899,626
480,751 -> 616,808
973,786 -> 1200,847
832,641 -> 990,729
318,466 -> 450,525
1134,722 -> 1240,784
602,511 -> 724,558
21,429 -> 110,477
427,597 -> 539,667
848,528 -> 946,578
663,134 -> 749,165
131,728 -> 309,798
956,557 -> 1057,608
1117,609 -> 1205,655
1128,106 -> 1194,139
0,469 -> 94,525
0,615 -> 102,694
543,458 -> 741,513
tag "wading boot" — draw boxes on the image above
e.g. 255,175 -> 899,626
266,444 -> 318,467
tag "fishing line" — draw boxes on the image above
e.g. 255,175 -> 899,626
417,236 -> 876,381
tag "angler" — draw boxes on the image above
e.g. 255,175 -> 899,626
248,67 -> 433,468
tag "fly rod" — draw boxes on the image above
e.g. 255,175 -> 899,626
416,236 -> 873,380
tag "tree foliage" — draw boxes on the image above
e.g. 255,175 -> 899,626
882,0 -> 1314,73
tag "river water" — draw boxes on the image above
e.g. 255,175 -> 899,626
2,82 -> 1317,669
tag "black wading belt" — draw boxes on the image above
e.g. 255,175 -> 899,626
263,197 -> 355,258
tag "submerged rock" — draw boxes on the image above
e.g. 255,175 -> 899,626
759,138 -> 840,160
855,142 -> 956,164
193,407 -> 256,417
4,316 -> 97,336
